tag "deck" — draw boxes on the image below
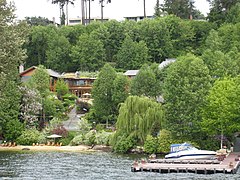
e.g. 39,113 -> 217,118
131,153 -> 240,174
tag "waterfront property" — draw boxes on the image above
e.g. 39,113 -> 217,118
19,66 -> 96,98
61,72 -> 96,98
19,66 -> 61,92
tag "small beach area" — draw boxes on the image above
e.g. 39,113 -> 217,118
0,145 -> 94,152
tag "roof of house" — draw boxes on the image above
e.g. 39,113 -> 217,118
159,58 -> 176,69
19,66 -> 61,78
61,72 -> 96,79
47,69 -> 61,78
124,70 -> 139,76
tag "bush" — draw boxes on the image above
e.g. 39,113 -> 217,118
144,135 -> 158,154
16,129 -> 45,145
95,131 -> 112,145
78,118 -> 91,133
59,131 -> 76,146
113,135 -> 135,153
157,129 -> 176,153
4,119 -> 25,141
62,93 -> 77,101
70,134 -> 85,146
83,130 -> 96,146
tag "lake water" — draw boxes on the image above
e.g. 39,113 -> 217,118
0,151 -> 240,180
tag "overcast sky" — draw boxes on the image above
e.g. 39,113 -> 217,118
9,0 -> 210,23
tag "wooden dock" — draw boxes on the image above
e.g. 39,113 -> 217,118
131,153 -> 240,174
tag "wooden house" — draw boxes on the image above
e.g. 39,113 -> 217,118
61,72 -> 96,98
19,66 -> 61,92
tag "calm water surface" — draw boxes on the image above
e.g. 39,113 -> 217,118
0,151 -> 240,180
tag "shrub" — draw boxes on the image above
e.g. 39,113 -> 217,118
157,129 -> 175,153
83,130 -> 96,146
16,129 -> 44,145
144,135 -> 158,154
95,131 -> 112,145
4,119 -> 25,141
70,134 -> 85,146
113,135 -> 135,153
78,118 -> 91,133
59,131 -> 76,146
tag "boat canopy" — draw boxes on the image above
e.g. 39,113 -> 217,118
170,143 -> 191,153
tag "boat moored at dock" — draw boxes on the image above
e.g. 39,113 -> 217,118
165,143 -> 217,160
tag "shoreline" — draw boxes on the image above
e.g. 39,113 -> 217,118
0,145 -> 96,152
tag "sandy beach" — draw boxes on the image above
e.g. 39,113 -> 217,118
0,145 -> 95,152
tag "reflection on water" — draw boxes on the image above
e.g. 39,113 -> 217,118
0,151 -> 240,180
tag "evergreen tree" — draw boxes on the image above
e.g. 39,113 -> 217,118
207,0 -> 240,25
0,0 -> 28,138
154,0 -> 161,17
161,0 -> 193,19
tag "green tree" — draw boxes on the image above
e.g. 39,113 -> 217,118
91,63 -> 117,123
112,96 -> 163,147
116,35 -> 149,70
28,65 -> 50,98
46,29 -> 71,72
207,0 -> 240,25
138,18 -> 174,62
163,54 -> 211,140
112,74 -> 129,113
55,79 -> 69,100
161,0 -> 194,19
130,64 -> 158,98
104,20 -> 125,63
25,16 -> 53,26
225,3 -> 240,24
70,33 -> 106,71
25,26 -> 50,67
154,0 -> 162,17
202,77 -> 240,148
5,119 -> 25,141
0,0 -> 28,138
202,30 -> 240,79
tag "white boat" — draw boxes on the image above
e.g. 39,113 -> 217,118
165,143 -> 217,160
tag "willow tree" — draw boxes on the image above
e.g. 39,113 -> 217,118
112,96 -> 164,149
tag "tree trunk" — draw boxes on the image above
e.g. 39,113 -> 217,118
66,2 -> 69,25
89,0 -> 91,24
143,0 -> 146,18
101,1 -> 104,22
81,0 -> 85,25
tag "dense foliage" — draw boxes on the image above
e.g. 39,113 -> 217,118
0,0 -> 28,139
111,96 -> 164,152
23,16 -> 215,72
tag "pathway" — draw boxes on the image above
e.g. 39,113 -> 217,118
62,106 -> 84,131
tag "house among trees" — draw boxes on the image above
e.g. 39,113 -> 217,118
124,70 -> 139,79
19,66 -> 61,92
19,66 -> 97,98
124,15 -> 154,22
60,72 -> 96,98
